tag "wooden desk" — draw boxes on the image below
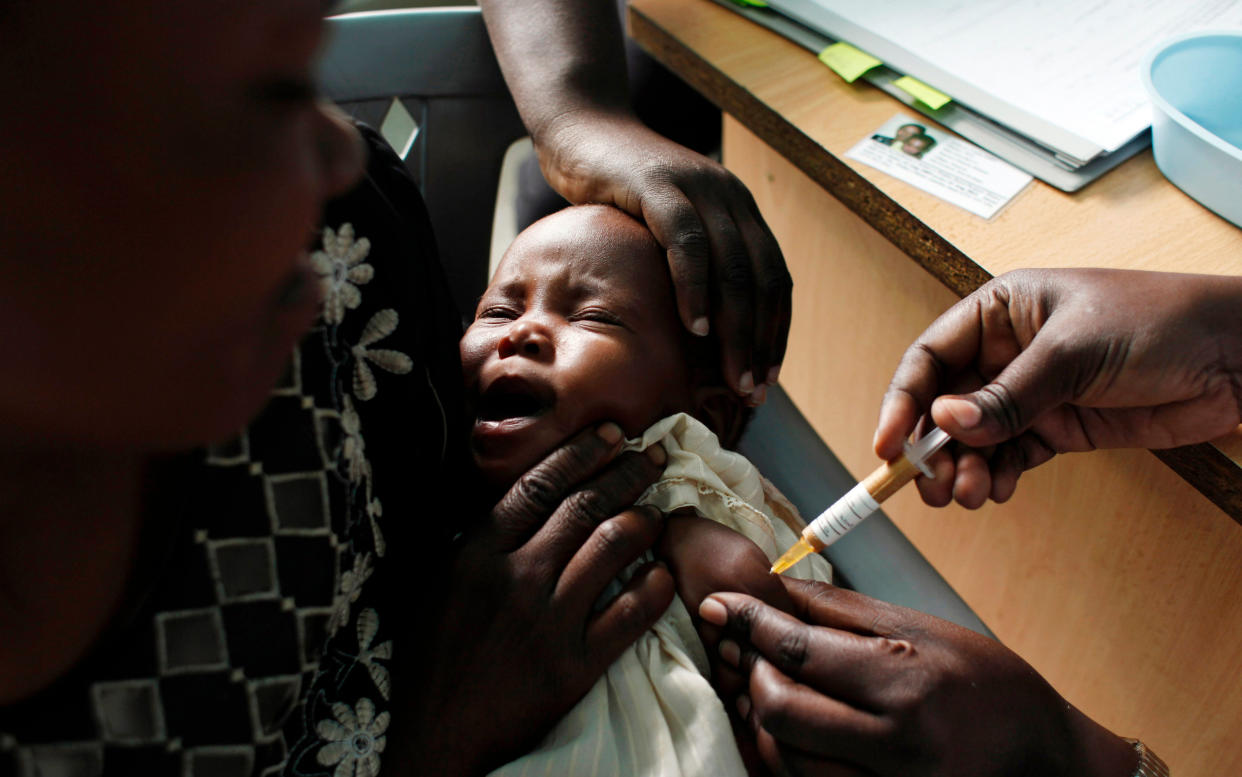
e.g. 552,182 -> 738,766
628,1 -> 1242,774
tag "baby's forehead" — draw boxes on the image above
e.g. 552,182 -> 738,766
494,207 -> 667,288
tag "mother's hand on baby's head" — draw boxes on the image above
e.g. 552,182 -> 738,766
538,117 -> 792,407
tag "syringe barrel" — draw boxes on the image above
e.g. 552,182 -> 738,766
806,481 -> 881,548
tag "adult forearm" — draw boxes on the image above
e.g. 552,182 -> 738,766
479,0 -> 635,144
479,0 -> 793,395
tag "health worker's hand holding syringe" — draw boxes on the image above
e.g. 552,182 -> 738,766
875,268 -> 1242,510
771,426 -> 950,574
689,267 -> 1230,777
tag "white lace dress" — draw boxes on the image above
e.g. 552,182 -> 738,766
490,413 -> 834,777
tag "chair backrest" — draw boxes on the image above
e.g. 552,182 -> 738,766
319,8 -> 528,317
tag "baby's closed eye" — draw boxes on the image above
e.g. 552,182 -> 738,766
476,304 -> 520,321
570,306 -> 628,329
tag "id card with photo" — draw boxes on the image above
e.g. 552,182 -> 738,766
846,115 -> 1032,219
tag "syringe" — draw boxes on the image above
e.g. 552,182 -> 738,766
770,427 -> 952,575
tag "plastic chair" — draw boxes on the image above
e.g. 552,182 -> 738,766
318,7 -> 990,636
320,8 -> 528,318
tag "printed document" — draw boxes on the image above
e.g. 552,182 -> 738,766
769,0 -> 1242,160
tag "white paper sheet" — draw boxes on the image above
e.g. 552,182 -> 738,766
846,115 -> 1032,219
770,0 -> 1242,158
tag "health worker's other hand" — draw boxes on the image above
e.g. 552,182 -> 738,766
875,268 -> 1242,508
538,112 -> 791,405
698,580 -> 1138,777
392,423 -> 674,776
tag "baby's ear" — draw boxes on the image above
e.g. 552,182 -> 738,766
692,384 -> 749,449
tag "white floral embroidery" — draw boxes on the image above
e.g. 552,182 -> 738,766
340,397 -> 370,486
351,309 -> 413,401
315,698 -> 389,777
328,552 -> 374,635
366,497 -> 386,558
355,608 -> 393,701
311,223 -> 374,326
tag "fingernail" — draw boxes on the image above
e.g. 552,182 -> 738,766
597,422 -> 623,444
942,397 -> 982,430
719,638 -> 741,667
738,372 -> 755,394
736,694 -> 752,719
699,596 -> 727,625
766,365 -> 781,385
691,317 -> 710,336
646,443 -> 667,466
751,385 -> 767,406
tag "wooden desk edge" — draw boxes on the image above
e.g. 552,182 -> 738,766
628,3 -> 1242,528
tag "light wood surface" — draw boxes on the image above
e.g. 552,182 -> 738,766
628,1 -> 1242,774
628,0 -> 1242,521
726,118 -> 1242,775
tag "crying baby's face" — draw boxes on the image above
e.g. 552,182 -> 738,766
460,205 -> 694,488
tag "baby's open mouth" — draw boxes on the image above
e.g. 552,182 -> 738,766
477,375 -> 554,422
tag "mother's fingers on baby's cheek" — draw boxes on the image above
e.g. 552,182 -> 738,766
491,423 -> 625,549
526,449 -> 663,570
555,504 -> 665,608
583,560 -> 674,673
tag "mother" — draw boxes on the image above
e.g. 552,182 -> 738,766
0,0 -> 787,774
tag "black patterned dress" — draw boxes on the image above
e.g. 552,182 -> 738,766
0,127 -> 470,777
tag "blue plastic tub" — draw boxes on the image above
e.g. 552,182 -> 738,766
1143,31 -> 1242,228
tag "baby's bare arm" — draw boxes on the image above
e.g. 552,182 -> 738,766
657,512 -> 793,617
656,512 -> 786,776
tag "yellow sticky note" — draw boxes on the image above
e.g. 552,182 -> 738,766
893,76 -> 952,109
817,42 -> 882,83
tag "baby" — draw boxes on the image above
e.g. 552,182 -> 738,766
460,204 -> 832,777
